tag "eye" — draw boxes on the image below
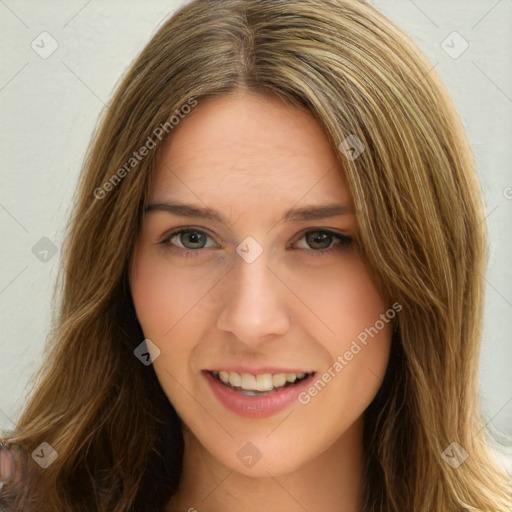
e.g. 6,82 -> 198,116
294,229 -> 352,255
160,228 -> 217,253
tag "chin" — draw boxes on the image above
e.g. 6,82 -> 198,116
205,433 -> 314,478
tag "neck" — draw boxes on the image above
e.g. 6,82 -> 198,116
166,418 -> 364,512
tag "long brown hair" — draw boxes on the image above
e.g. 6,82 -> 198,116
1,0 -> 510,510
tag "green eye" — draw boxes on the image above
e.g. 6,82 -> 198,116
297,230 -> 352,253
305,231 -> 335,250
178,230 -> 208,249
161,229 -> 216,251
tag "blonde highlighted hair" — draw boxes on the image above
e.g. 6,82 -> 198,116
1,0 -> 510,510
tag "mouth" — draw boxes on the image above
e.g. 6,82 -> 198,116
207,370 -> 316,396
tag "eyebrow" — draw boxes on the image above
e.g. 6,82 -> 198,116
145,201 -> 353,224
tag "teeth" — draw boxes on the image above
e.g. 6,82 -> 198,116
241,373 -> 257,390
255,373 -> 273,392
212,370 -> 311,391
228,371 -> 241,387
272,373 -> 286,388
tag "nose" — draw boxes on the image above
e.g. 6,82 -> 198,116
216,251 -> 291,346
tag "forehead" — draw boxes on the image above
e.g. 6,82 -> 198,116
150,91 -> 351,209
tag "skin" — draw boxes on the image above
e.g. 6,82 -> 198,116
130,90 -> 393,512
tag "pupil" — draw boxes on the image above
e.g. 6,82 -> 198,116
182,231 -> 205,249
307,231 -> 332,250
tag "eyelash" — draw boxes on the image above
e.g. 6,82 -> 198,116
158,228 -> 353,258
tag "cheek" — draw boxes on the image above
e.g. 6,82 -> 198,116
130,250 -> 210,400
334,266 -> 388,338
130,249 -> 218,339
312,262 -> 395,414
291,256 -> 392,408
287,254 -> 389,343
328,259 -> 392,376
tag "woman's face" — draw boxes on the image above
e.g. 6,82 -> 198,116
130,91 -> 393,477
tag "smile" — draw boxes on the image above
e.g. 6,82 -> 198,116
203,369 -> 317,417
209,370 -> 314,395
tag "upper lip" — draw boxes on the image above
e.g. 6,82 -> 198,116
205,367 -> 315,375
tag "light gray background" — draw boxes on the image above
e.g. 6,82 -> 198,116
1,0 -> 511,473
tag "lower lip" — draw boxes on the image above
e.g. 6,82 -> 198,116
203,371 -> 316,418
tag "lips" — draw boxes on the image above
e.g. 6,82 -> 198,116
203,369 -> 317,417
